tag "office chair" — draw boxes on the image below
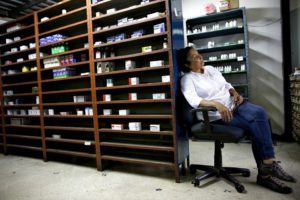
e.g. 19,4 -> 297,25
181,94 -> 251,193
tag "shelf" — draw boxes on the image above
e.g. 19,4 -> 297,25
98,99 -> 172,104
222,71 -> 247,75
41,47 -> 89,60
0,47 -> 36,58
46,149 -> 96,158
197,44 -> 245,53
44,115 -> 93,119
41,61 -> 89,71
91,0 -> 111,8
0,35 -> 35,48
5,125 -> 41,129
4,104 -> 39,108
39,20 -> 87,37
6,144 -> 42,151
42,88 -> 90,95
93,15 -> 166,35
2,81 -> 38,88
6,134 -> 41,140
95,65 -> 169,77
99,128 -> 173,136
42,74 -> 90,83
187,27 -> 244,40
1,71 -> 37,78
100,141 -> 174,152
39,33 -> 88,48
94,32 -> 168,48
101,155 -> 174,167
3,92 -> 38,97
0,59 -> 37,68
43,102 -> 92,106
94,48 -> 169,62
96,82 -> 170,91
46,137 -> 95,145
44,126 -> 94,132
99,115 -> 172,119
0,24 -> 34,37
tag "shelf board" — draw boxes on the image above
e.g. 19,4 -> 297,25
38,7 -> 87,25
42,88 -> 91,95
0,58 -> 37,68
2,81 -> 38,88
197,43 -> 245,53
96,82 -> 170,91
44,126 -> 94,132
100,141 -> 174,152
101,155 -> 174,167
42,74 -> 90,83
6,144 -> 42,151
98,99 -> 172,104
187,27 -> 244,40
99,128 -> 174,136
39,20 -> 87,37
94,32 -> 168,48
91,0 -> 111,8
99,115 -> 172,119
0,35 -> 35,48
0,24 -> 34,37
3,92 -> 38,97
95,65 -> 169,77
46,148 -> 96,158
43,102 -> 92,106
222,71 -> 247,75
41,47 -> 89,60
94,48 -> 168,62
4,104 -> 39,108
46,137 -> 95,145
5,125 -> 41,129
6,134 -> 41,140
5,115 -> 40,118
44,115 -> 93,119
1,71 -> 37,78
0,47 -> 36,58
40,33 -> 88,48
41,61 -> 89,71
93,15 -> 166,35
92,0 -> 165,22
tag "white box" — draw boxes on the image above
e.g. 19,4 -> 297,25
103,109 -> 112,115
125,60 -> 136,70
106,78 -> 113,87
128,93 -> 137,100
111,124 -> 123,130
107,8 -> 116,14
153,23 -> 165,33
150,60 -> 164,67
128,122 -> 142,131
52,134 -> 61,139
150,124 -> 160,132
77,110 -> 83,115
119,109 -> 130,116
6,38 -> 13,44
103,94 -> 111,101
152,93 -> 166,100
48,109 -> 54,115
162,75 -> 170,82
88,108 -> 93,116
20,45 -> 28,50
128,77 -> 139,85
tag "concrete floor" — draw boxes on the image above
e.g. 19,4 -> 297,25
0,141 -> 299,200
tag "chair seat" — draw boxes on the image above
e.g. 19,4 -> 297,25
191,123 -> 244,143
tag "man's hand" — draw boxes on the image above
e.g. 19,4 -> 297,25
215,102 -> 232,122
233,93 -> 244,106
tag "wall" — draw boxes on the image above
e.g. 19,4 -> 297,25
182,0 -> 285,134
290,0 -> 300,69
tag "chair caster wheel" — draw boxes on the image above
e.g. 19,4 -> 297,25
242,171 -> 250,177
235,184 -> 245,193
192,179 -> 200,187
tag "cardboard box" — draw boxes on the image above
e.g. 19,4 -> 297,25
219,0 -> 239,11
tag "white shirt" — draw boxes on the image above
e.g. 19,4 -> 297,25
181,65 -> 235,121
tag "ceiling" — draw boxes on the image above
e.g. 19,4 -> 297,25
0,0 -> 62,19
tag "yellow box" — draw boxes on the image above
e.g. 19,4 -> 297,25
219,0 -> 239,11
141,46 -> 152,53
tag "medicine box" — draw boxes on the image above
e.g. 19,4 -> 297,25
153,23 -> 165,33
141,46 -> 152,53
119,109 -> 130,116
111,124 -> 124,130
152,93 -> 166,100
150,124 -> 160,132
128,122 -> 142,131
103,109 -> 112,115
162,75 -> 170,82
128,93 -> 137,100
150,60 -> 164,67
103,94 -> 111,101
125,60 -> 136,70
128,77 -> 139,85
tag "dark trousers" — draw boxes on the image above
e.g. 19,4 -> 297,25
215,101 -> 275,167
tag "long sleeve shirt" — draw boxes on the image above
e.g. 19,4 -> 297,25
181,65 -> 235,121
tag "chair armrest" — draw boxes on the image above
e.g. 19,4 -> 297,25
191,106 -> 217,113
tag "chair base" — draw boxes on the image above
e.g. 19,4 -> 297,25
190,164 -> 250,193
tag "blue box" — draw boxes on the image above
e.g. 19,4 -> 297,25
153,23 -> 165,33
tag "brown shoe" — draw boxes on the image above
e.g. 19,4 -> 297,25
257,175 -> 293,194
259,161 -> 296,183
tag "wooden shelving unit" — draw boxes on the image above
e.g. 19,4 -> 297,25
0,0 -> 187,182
